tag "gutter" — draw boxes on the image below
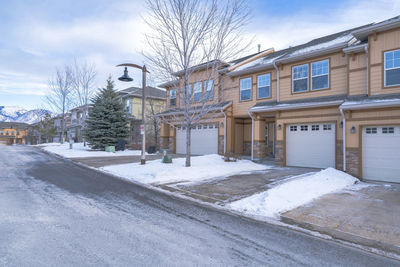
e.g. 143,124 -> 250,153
220,107 -> 227,155
365,44 -> 369,95
273,60 -> 280,102
352,19 -> 400,39
248,110 -> 254,161
340,99 -> 400,110
249,100 -> 344,113
342,43 -> 368,54
339,108 -> 346,172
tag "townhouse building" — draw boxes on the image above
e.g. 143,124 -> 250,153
0,122 -> 29,145
157,16 -> 400,183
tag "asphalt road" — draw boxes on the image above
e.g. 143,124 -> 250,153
0,146 -> 399,266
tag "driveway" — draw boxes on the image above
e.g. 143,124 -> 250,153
282,183 -> 400,255
1,145 -> 399,266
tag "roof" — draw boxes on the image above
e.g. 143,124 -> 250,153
70,104 -> 92,112
158,80 -> 179,89
155,101 -> 232,117
250,93 -> 400,113
229,23 -> 374,77
172,59 -> 229,76
0,121 -> 29,130
352,15 -> 400,40
118,86 -> 166,100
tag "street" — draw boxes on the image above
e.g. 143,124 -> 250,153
0,146 -> 398,266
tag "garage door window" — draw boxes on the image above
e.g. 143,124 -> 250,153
300,125 -> 308,131
323,124 -> 332,131
382,127 -> 394,134
290,126 -> 297,131
311,125 -> 319,131
366,127 -> 377,134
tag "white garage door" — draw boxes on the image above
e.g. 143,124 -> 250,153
362,126 -> 400,183
286,123 -> 335,168
176,124 -> 218,155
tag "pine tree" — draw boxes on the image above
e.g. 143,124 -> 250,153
84,76 -> 129,150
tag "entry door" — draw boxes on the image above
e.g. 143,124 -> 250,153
362,126 -> 400,183
286,123 -> 335,168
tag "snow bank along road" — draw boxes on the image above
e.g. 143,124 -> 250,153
0,146 -> 398,266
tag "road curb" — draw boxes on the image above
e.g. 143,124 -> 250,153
36,146 -> 400,261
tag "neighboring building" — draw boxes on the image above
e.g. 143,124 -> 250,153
0,122 -> 29,145
53,113 -> 71,143
67,105 -> 89,142
118,86 -> 166,149
157,16 -> 400,183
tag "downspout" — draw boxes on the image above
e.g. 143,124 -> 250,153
364,44 -> 369,95
248,110 -> 254,161
221,107 -> 227,155
273,60 -> 280,102
340,108 -> 346,172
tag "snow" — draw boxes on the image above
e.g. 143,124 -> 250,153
341,98 -> 400,106
0,106 -> 52,124
287,34 -> 353,57
0,106 -> 27,118
232,55 -> 282,72
229,168 -> 359,218
39,142 -> 144,158
101,154 -> 269,185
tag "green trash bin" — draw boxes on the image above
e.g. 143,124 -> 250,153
105,146 -> 115,153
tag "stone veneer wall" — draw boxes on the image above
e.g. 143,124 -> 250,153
253,141 -> 266,160
336,140 -> 343,171
346,148 -> 360,177
218,136 -> 224,155
266,141 -> 274,157
275,141 -> 284,166
168,137 -> 175,154
243,141 -> 251,155
160,137 -> 169,150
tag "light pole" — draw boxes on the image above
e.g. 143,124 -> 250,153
117,63 -> 149,165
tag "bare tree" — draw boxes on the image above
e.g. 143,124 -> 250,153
144,0 -> 251,166
146,97 -> 164,149
46,66 -> 73,143
71,59 -> 97,146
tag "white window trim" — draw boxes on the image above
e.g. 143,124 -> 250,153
193,82 -> 202,102
169,89 -> 177,106
292,64 -> 309,93
240,77 -> 252,101
257,74 -> 271,99
205,80 -> 213,100
384,49 -> 400,87
311,59 -> 329,91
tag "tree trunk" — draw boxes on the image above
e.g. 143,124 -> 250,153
185,126 -> 191,167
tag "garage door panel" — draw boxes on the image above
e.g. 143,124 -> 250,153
362,126 -> 400,183
176,124 -> 218,155
286,123 -> 335,169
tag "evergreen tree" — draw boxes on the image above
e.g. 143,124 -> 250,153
37,113 -> 57,143
84,76 -> 129,149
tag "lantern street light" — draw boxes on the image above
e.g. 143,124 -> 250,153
116,63 -> 149,165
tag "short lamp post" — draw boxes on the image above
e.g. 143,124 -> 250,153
116,63 -> 149,165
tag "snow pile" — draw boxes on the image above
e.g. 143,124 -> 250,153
101,154 -> 268,185
40,142 -> 143,158
229,168 -> 359,218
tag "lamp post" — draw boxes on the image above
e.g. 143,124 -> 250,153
116,63 -> 149,165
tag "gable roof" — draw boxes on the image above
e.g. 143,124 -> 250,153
118,86 -> 166,100
352,15 -> 400,40
0,121 -> 29,130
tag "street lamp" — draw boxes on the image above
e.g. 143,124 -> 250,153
116,63 -> 149,165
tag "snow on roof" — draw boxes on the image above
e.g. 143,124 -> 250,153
232,55 -> 282,72
341,98 -> 400,106
285,34 -> 353,58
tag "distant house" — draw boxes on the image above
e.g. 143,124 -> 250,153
118,86 -> 166,149
0,122 -> 29,145
67,105 -> 90,142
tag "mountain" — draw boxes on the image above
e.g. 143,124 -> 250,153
0,106 -> 53,124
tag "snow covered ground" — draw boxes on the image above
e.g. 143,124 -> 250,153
101,154 -> 269,185
38,142 -> 143,158
229,168 -> 359,218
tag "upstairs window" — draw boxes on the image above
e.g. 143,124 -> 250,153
193,82 -> 202,102
311,59 -> 329,90
257,74 -> 271,99
186,84 -> 192,102
292,64 -> 308,93
169,89 -> 176,106
240,77 -> 252,101
205,80 -> 213,100
384,49 -> 400,87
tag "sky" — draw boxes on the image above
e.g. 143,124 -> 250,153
0,0 -> 399,110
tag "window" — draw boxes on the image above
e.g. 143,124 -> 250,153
290,125 -> 297,131
292,64 -> 308,93
193,82 -> 202,102
311,59 -> 329,90
17,131 -> 20,135
6,131 -> 9,136
125,99 -> 131,113
300,125 -> 308,131
186,84 -> 192,100
366,127 -> 377,134
205,80 -> 213,100
311,125 -> 319,131
384,49 -> 400,87
240,77 -> 252,101
323,124 -> 332,131
169,89 -> 176,106
382,127 -> 394,134
257,74 -> 271,99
